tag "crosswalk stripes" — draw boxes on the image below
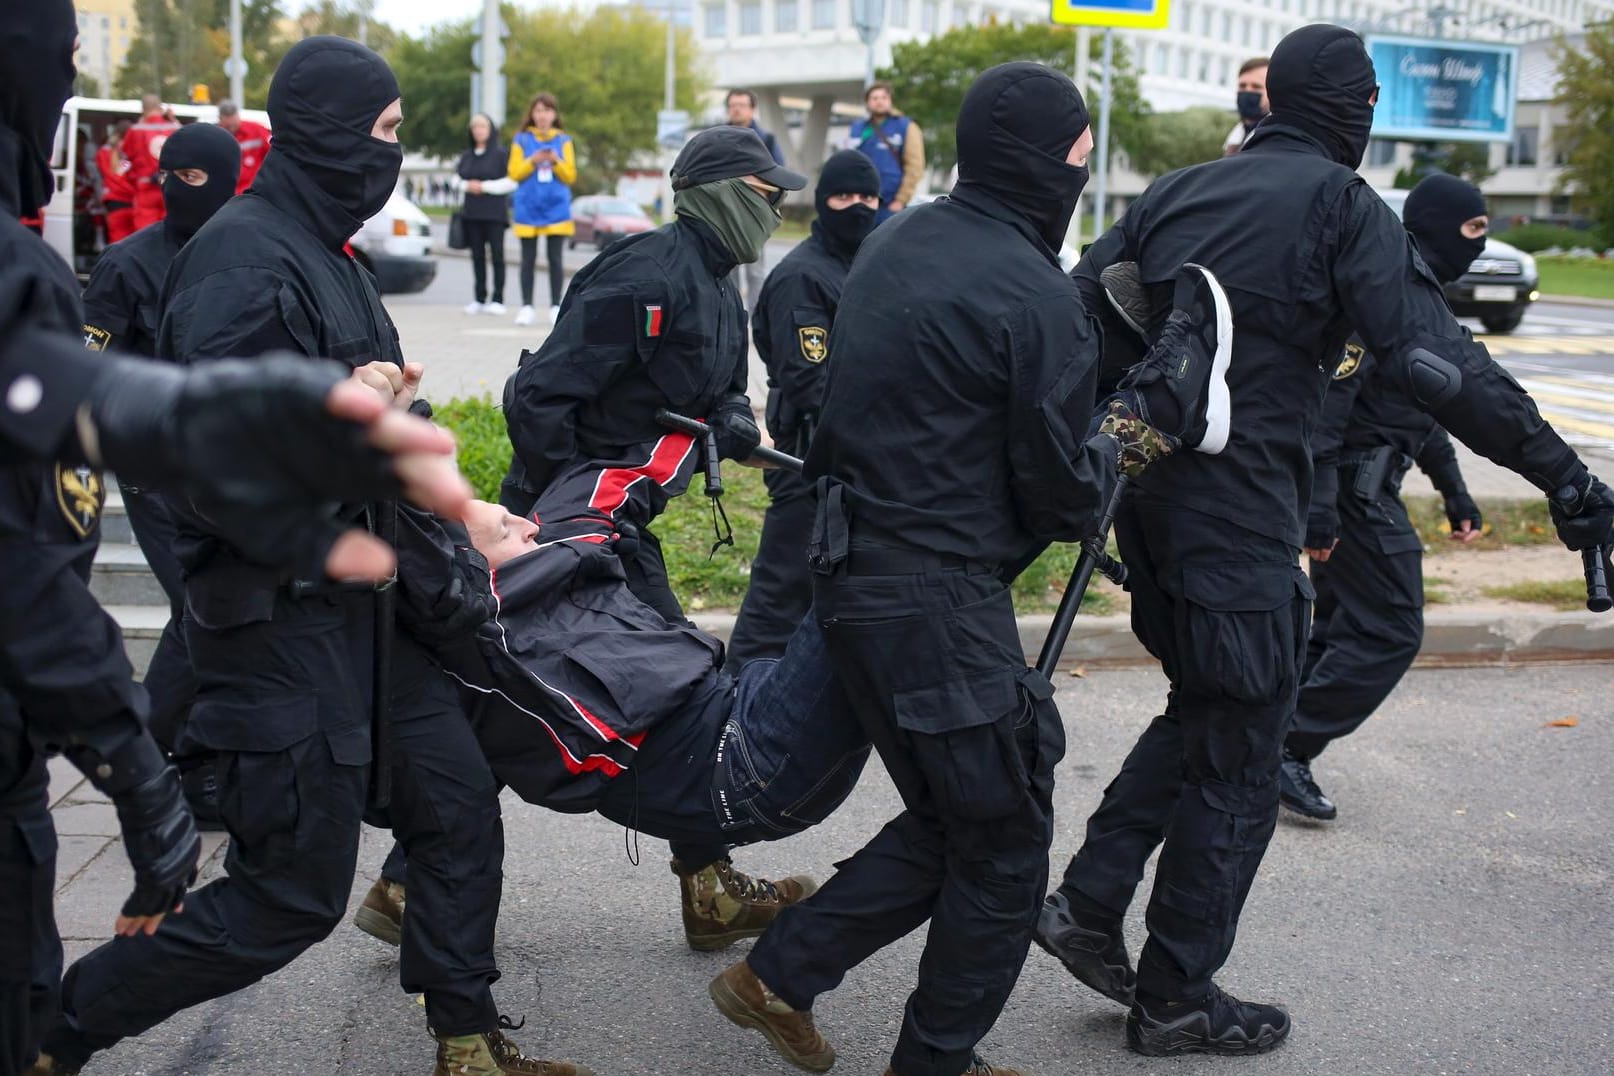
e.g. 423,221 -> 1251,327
1515,373 -> 1614,449
1477,333 -> 1614,356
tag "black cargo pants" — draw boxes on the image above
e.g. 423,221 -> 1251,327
1286,478 -> 1424,762
726,466 -> 816,671
1060,491 -> 1312,1003
0,718 -> 56,1076
750,535 -> 1064,1076
117,485 -> 195,751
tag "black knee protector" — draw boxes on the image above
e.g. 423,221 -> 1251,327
1404,347 -> 1463,409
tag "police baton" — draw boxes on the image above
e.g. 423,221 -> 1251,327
654,410 -> 805,474
1035,477 -> 1130,679
1584,545 -> 1611,613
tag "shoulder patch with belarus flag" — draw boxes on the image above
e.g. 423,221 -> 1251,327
643,304 -> 663,339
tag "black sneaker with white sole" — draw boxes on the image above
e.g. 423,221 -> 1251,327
1279,749 -> 1338,820
1034,890 -> 1137,1006
1114,262 -> 1234,456
1126,984 -> 1291,1057
1099,261 -> 1165,340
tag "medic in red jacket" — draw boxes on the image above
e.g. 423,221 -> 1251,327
96,122 -> 137,243
218,100 -> 271,194
119,96 -> 178,230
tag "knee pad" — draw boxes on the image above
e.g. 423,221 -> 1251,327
1404,347 -> 1463,409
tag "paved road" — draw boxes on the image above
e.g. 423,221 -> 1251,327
52,662 -> 1614,1074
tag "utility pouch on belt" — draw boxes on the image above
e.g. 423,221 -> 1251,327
806,479 -> 849,576
1350,445 -> 1397,502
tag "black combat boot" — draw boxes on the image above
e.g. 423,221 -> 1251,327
1127,983 -> 1290,1056
1034,888 -> 1136,1005
1279,748 -> 1338,820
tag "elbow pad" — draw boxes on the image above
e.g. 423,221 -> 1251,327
1405,347 -> 1462,409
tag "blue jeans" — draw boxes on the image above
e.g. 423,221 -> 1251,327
599,616 -> 871,847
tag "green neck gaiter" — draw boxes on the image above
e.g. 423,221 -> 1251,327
674,176 -> 781,264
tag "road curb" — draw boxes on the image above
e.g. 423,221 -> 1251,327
686,609 -> 1614,669
1538,292 -> 1614,310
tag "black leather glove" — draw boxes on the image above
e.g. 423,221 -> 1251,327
711,393 -> 761,463
1444,491 -> 1482,534
66,736 -> 201,919
400,545 -> 497,644
1549,475 -> 1614,552
87,355 -> 409,577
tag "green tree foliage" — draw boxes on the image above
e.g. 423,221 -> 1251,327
1128,106 -> 1232,176
385,18 -> 479,161
879,23 -> 1149,175
115,0 -> 282,105
1553,27 -> 1614,245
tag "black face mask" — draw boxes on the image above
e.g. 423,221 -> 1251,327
1403,173 -> 1489,284
159,122 -> 241,243
1236,90 -> 1266,123
0,0 -> 77,216
266,36 -> 403,229
813,149 -> 881,258
954,62 -> 1091,251
1266,24 -> 1377,169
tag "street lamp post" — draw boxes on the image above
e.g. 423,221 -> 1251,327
227,0 -> 244,105
852,0 -> 887,89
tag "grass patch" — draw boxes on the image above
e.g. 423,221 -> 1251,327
436,394 -> 1114,613
1404,495 -> 1556,552
1480,579 -> 1588,611
1535,256 -> 1614,301
1423,580 -> 1451,605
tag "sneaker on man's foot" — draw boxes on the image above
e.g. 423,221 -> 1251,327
353,876 -> 405,947
1115,262 -> 1234,455
709,960 -> 836,1073
514,305 -> 537,326
1126,984 -> 1290,1057
884,1056 -> 1026,1076
673,857 -> 817,951
1034,889 -> 1137,1006
1279,750 -> 1338,821
432,1026 -> 595,1076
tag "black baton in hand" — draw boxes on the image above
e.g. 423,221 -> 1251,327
1036,476 -> 1130,679
1584,545 -> 1611,613
655,409 -> 805,473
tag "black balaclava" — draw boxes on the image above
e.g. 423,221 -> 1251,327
1265,24 -> 1377,169
1404,173 -> 1488,284
814,149 -> 880,258
160,122 -> 241,243
0,0 -> 76,216
266,36 -> 403,230
954,62 -> 1091,251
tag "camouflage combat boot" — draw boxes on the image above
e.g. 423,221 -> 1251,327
884,1057 -> 1026,1076
709,959 -> 836,1073
672,856 -> 817,951
23,1054 -> 79,1075
354,875 -> 406,947
431,1025 -> 596,1076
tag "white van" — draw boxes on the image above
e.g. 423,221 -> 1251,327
47,96 -> 435,293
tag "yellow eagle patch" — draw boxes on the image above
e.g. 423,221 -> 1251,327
1333,342 -> 1365,380
83,324 -> 111,352
55,463 -> 104,539
798,326 -> 828,364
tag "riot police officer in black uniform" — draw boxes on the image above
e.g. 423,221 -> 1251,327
36,38 -> 584,1076
80,121 -> 241,795
726,150 -> 881,669
1037,24 -> 1612,1057
1281,173 -> 1488,821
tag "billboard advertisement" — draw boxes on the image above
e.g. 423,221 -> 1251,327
1051,0 -> 1170,31
1367,34 -> 1518,142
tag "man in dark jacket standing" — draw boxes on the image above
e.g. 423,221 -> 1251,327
725,88 -> 787,312
37,38 -> 587,1076
726,150 -> 880,669
707,63 -> 1229,1076
1036,24 -> 1611,1058
1280,173 -> 1488,822
79,121 -> 240,792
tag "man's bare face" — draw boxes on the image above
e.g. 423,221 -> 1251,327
464,500 -> 540,569
727,96 -> 755,126
219,112 -> 241,133
866,87 -> 892,117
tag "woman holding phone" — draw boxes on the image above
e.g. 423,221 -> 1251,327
508,92 -> 576,327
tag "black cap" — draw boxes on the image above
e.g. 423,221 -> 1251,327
670,126 -> 807,192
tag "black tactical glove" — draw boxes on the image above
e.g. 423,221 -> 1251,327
1548,475 -> 1614,552
86,355 -> 408,577
1304,503 -> 1339,553
66,735 -> 201,919
399,544 -> 497,644
711,393 -> 762,463
1443,491 -> 1482,534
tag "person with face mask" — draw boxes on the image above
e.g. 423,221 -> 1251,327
705,62 -> 1233,1076
78,120 -> 241,820
1223,56 -> 1269,156
724,150 -> 880,671
496,123 -> 823,958
33,37 -> 586,1076
1280,174 -> 1488,822
1036,24 -> 1611,1057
